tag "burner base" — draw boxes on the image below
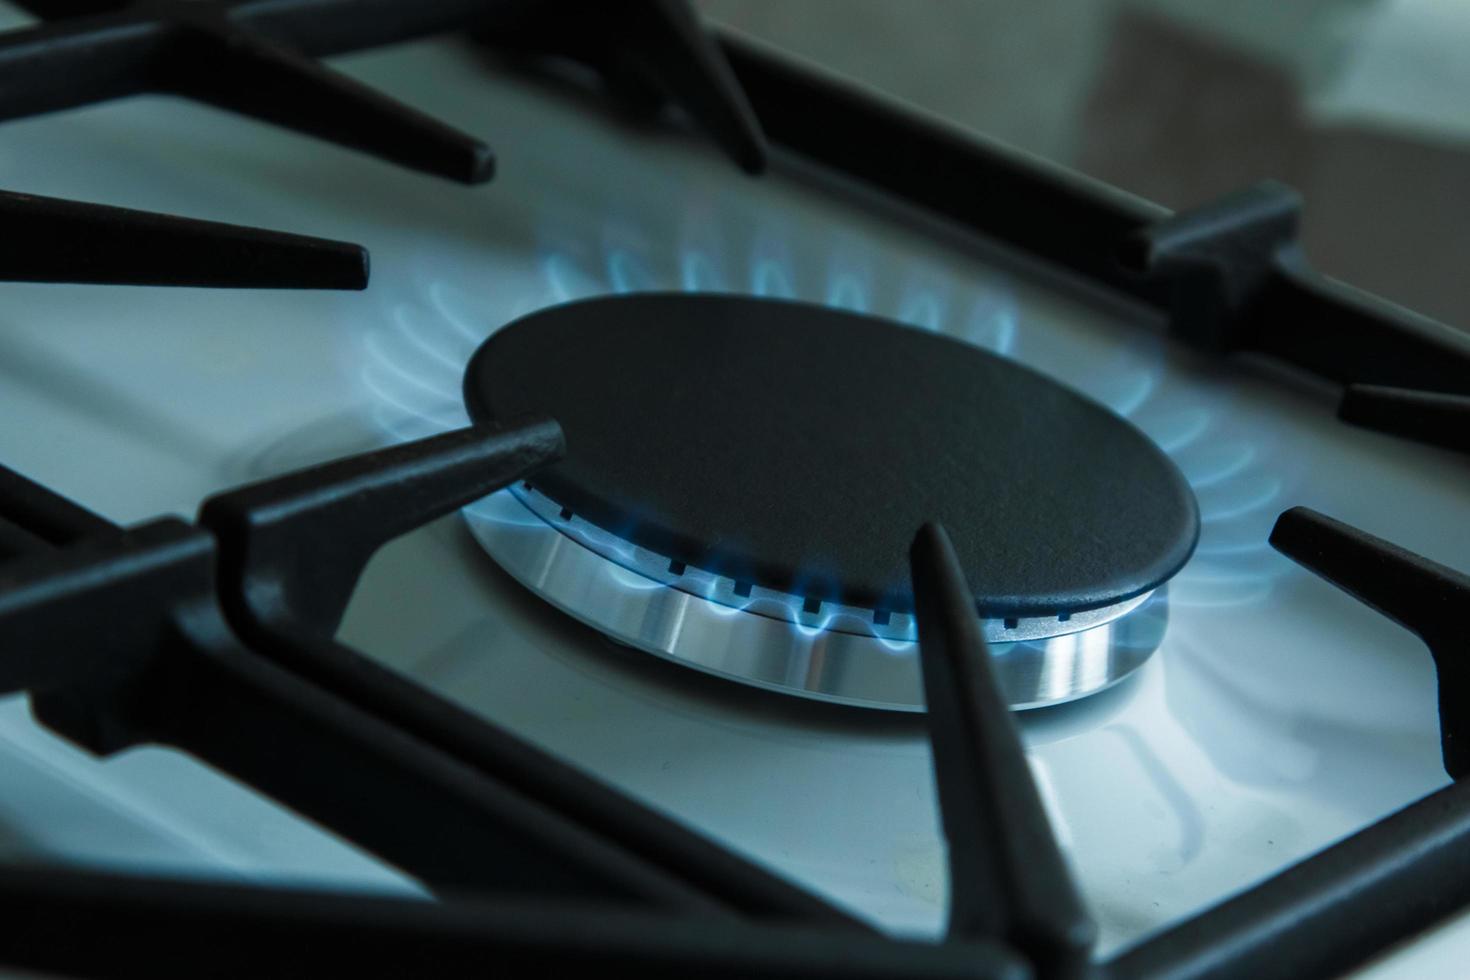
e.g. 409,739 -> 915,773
464,491 -> 1168,710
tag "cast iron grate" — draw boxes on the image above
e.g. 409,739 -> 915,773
717,34 -> 1470,452
0,0 -> 765,286
1,0 -> 766,180
1,0 -> 496,184
0,429 -> 1466,979
0,6 -> 1468,978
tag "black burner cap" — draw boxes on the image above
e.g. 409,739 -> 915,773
464,294 -> 1198,616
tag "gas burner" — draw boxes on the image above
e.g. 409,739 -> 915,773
462,293 -> 1197,708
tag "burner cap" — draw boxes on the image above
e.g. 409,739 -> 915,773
464,294 -> 1198,619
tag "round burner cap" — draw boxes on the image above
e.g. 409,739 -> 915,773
464,294 -> 1198,619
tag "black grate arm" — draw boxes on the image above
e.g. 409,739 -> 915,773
473,0 -> 766,174
1256,267 -> 1470,397
0,461 -> 117,546
199,420 -> 866,929
1105,776 -> 1470,980
909,523 -> 1095,979
1270,507 -> 1470,779
170,14 -> 495,183
0,428 -> 863,926
199,417 -> 565,635
1339,384 -> 1470,456
0,188 -> 368,287
567,0 -> 766,174
1105,510 -> 1470,979
0,517 -> 732,909
0,0 -> 496,183
0,864 -> 1025,980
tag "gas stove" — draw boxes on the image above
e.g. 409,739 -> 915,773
0,2 -> 1468,978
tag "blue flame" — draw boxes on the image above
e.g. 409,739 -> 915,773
1137,396 -> 1288,607
1099,367 -> 1158,419
608,249 -> 655,294
898,285 -> 945,332
749,231 -> 796,299
681,249 -> 724,291
827,271 -> 868,312
542,253 -> 585,302
1196,474 -> 1285,524
752,257 -> 795,298
426,282 -> 493,351
1148,408 -> 1212,454
1178,442 -> 1258,489
362,220 -> 1291,645
962,296 -> 1018,354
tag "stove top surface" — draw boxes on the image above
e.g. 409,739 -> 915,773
0,4 -> 1466,976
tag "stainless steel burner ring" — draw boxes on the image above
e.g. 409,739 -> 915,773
464,487 -> 1169,710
